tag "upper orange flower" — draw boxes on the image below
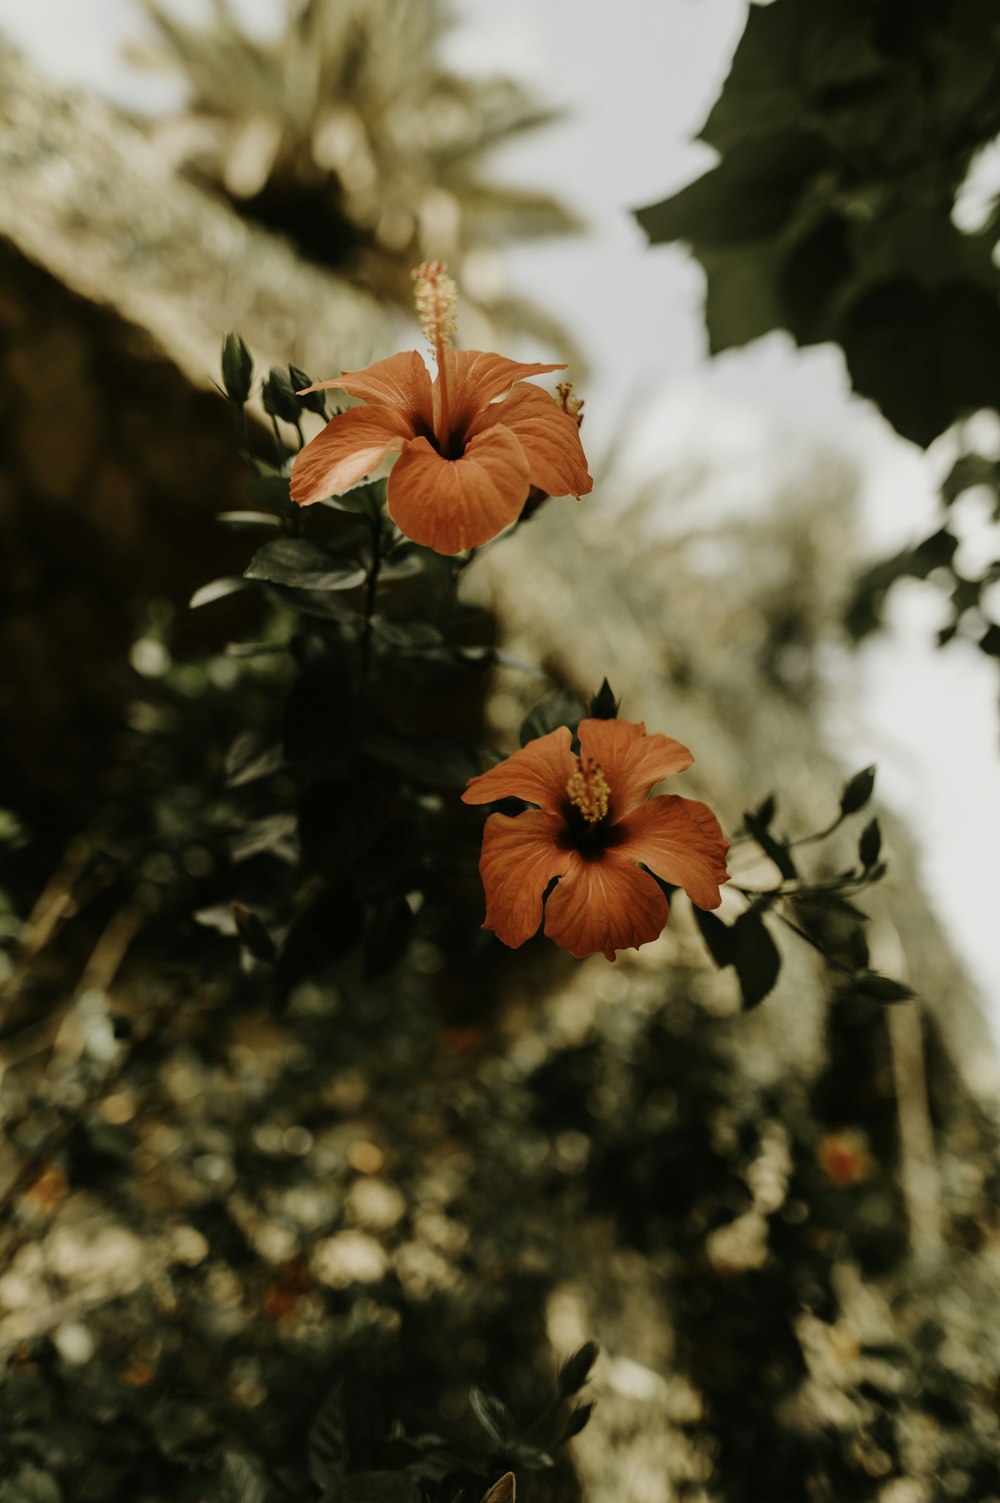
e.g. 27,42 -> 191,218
462,718 -> 730,961
290,261 -> 593,554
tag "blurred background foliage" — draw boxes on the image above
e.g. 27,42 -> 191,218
132,0 -> 586,362
637,0 -> 1000,700
0,2 -> 998,1502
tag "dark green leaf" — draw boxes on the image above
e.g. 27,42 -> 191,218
371,733 -> 482,789
733,910 -> 781,1010
942,452 -> 998,505
221,332 -> 253,403
190,576 -> 251,609
245,475 -> 293,513
743,811 -> 798,880
298,780 -> 388,876
231,903 -> 277,964
636,131 -> 826,248
561,1404 -> 594,1441
979,622 -> 1000,656
693,907 -> 737,969
840,765 -> 876,816
754,793 -> 776,827
858,817 -> 882,868
225,731 -> 284,788
245,540 -> 365,592
558,1340 -> 599,1396
230,814 -> 298,865
469,1388 -> 517,1448
519,687 -> 586,746
217,1452 -> 272,1503
364,896 -> 414,979
855,972 -> 916,1003
337,1475 -> 420,1503
277,883 -> 364,988
309,1386 -> 349,1490
216,510 -> 283,529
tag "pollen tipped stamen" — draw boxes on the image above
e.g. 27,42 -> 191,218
412,260 -> 458,447
566,758 -> 611,825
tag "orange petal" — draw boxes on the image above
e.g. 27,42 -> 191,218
335,351 -> 435,429
386,427 -> 530,553
463,725 -> 577,815
618,794 -> 730,910
577,719 -> 694,818
470,384 -> 593,499
543,851 -> 668,961
442,350 -> 566,440
290,405 -> 409,506
478,810 -> 571,949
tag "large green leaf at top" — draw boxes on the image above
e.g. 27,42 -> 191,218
635,0 -> 1000,448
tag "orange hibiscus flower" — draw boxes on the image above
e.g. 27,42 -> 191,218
462,718 -> 730,961
290,261 -> 592,554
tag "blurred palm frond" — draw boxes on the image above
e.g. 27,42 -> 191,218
130,0 -> 587,364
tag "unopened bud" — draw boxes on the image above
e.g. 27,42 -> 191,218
221,332 -> 253,404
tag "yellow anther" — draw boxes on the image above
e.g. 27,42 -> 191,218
412,260 -> 458,354
566,758 -> 611,825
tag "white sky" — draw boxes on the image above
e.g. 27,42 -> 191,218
3,0 -> 998,1037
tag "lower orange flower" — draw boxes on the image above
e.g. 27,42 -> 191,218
462,718 -> 730,961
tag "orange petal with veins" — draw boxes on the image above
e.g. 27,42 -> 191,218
290,405 -> 410,506
443,350 -> 566,440
387,426 -> 530,553
472,384 -> 593,499
617,794 -> 730,909
577,719 -> 694,818
477,810 -> 571,948
543,850 -> 669,961
463,725 -> 577,816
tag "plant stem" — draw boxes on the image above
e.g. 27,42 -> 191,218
360,518 -> 383,685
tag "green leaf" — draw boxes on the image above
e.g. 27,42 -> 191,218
245,539 -> 365,592
636,130 -> 826,248
231,903 -> 277,964
979,622 -> 1000,656
277,883 -> 365,988
245,475 -> 293,513
309,1385 -> 349,1490
189,576 -> 251,609
337,1475 -> 420,1503
733,910 -> 781,1010
216,1452 -> 272,1503
224,731 -> 284,788
839,279 -> 1000,447
519,687 -> 586,746
840,765 -> 876,816
858,817 -> 882,868
0,1470 -> 62,1503
743,811 -> 798,880
215,510 -> 283,529
229,813 -> 298,864
558,1340 -> 599,1396
855,972 -> 916,1003
561,1404 -> 595,1441
941,452 -> 999,505
371,733 -> 482,789
469,1387 -> 517,1448
693,907 -> 737,969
